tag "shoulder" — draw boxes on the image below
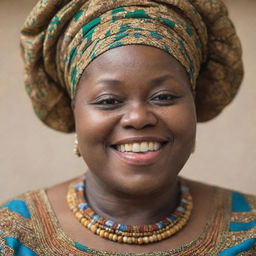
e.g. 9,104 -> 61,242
224,187 -> 256,234
184,177 -> 256,209
191,177 -> 256,215
0,190 -> 46,255
0,192 -> 33,234
209,182 -> 256,214
185,177 -> 256,254
219,187 -> 256,255
186,177 -> 256,220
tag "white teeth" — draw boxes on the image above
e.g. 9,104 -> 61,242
120,144 -> 125,152
124,144 -> 132,151
154,143 -> 160,151
116,142 -> 163,153
140,142 -> 148,152
132,143 -> 140,152
148,142 -> 154,151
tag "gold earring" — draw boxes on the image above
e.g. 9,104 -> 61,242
73,134 -> 81,157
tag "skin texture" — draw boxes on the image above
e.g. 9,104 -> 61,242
46,45 -> 214,253
73,45 -> 197,224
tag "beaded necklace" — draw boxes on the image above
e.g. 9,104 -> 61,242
67,177 -> 193,245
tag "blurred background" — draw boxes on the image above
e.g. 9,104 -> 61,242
0,0 -> 255,202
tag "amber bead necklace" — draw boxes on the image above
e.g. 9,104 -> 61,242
67,177 -> 193,245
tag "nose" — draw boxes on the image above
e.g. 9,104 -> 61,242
120,103 -> 158,129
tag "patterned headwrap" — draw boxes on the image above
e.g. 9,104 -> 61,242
21,0 -> 243,132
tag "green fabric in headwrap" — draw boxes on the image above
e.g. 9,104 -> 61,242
21,0 -> 243,132
64,4 -> 205,99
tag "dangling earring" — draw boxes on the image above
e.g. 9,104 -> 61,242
73,134 -> 81,157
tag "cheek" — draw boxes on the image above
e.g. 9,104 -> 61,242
74,106 -> 118,148
162,100 -> 196,143
161,100 -> 196,173
177,105 -> 196,138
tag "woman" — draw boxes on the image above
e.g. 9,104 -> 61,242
0,0 -> 255,255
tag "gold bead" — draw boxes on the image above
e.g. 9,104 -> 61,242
109,233 -> 113,240
75,212 -> 83,219
84,220 -> 90,227
179,219 -> 185,226
149,236 -> 154,243
104,232 -> 109,238
96,228 -> 101,235
127,237 -> 132,244
90,225 -> 97,233
183,213 -> 189,219
166,230 -> 171,237
152,234 -> 157,242
161,233 -> 166,239
123,236 -> 128,243
99,230 -> 105,238
176,223 -> 182,230
117,236 -> 123,243
157,234 -> 162,241
173,225 -> 178,232
72,208 -> 78,213
169,228 -> 176,235
112,234 -> 118,242
80,218 -> 86,225
138,238 -> 144,244
187,204 -> 193,210
143,237 -> 149,244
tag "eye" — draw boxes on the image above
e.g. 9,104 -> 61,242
91,95 -> 122,109
150,92 -> 180,105
97,98 -> 120,105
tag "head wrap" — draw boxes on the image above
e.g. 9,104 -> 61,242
21,0 -> 243,132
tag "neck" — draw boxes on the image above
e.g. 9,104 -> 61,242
84,174 -> 180,225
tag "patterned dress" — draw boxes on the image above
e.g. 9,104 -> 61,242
0,185 -> 255,256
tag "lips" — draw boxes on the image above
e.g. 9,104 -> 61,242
110,137 -> 170,166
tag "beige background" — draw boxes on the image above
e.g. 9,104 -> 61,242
0,0 -> 255,202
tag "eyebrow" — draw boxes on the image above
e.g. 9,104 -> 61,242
150,74 -> 175,85
95,74 -> 175,86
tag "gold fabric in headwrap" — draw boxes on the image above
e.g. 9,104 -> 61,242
21,0 -> 243,132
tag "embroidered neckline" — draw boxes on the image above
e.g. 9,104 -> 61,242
37,181 -> 228,255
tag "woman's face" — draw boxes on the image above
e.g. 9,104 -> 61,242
74,45 -> 196,195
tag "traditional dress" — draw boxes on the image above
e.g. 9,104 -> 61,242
0,182 -> 255,255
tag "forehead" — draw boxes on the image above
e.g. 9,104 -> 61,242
82,45 -> 188,79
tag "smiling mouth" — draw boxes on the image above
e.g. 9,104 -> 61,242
111,141 -> 168,154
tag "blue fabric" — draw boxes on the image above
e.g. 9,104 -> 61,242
4,237 -> 38,256
74,242 -> 90,252
230,221 -> 256,231
0,200 -> 31,219
232,192 -> 251,212
218,238 -> 256,256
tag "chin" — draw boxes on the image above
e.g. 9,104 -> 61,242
109,172 -> 177,197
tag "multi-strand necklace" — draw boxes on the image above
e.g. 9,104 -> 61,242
67,177 -> 193,245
